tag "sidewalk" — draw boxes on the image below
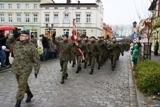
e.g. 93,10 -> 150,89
151,53 -> 160,63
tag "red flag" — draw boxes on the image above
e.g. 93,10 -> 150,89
71,19 -> 85,60
71,19 -> 77,41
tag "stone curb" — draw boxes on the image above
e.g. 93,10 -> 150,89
128,56 -> 138,107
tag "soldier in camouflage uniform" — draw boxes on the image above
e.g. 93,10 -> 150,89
108,38 -> 119,71
81,36 -> 89,69
97,37 -> 105,69
6,30 -> 40,107
75,38 -> 82,73
55,34 -> 72,84
89,36 -> 100,74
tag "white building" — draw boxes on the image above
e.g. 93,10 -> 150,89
0,0 -> 103,38
0,0 -> 41,37
40,0 -> 103,37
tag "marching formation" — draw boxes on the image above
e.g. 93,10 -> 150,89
54,34 -> 131,84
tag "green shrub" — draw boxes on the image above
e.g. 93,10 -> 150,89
136,60 -> 160,95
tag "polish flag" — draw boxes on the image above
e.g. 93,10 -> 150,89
71,19 -> 78,41
71,19 -> 85,60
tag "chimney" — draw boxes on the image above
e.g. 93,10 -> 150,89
78,0 -> 80,4
67,0 -> 71,4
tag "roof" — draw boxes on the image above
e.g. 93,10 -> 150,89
0,0 -> 40,2
40,3 -> 97,7
148,0 -> 157,11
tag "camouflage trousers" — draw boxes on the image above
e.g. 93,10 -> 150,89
76,56 -> 81,68
15,72 -> 31,100
110,55 -> 117,70
91,56 -> 97,70
60,59 -> 68,77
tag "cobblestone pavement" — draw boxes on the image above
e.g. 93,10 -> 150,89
0,52 -> 137,107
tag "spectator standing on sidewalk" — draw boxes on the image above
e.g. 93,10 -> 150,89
131,43 -> 139,70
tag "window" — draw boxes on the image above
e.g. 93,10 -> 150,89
25,13 -> 30,22
77,29 -> 86,35
8,13 -> 13,22
63,29 -> 69,35
8,4 -> 12,9
34,4 -> 38,9
0,13 -> 5,22
54,7 -> 58,9
63,13 -> 70,23
26,4 -> 29,9
17,4 -> 20,9
0,4 -> 4,9
16,13 -> 21,22
53,13 -> 59,23
33,13 -> 38,22
86,13 -> 91,23
45,13 -> 50,22
76,14 -> 81,23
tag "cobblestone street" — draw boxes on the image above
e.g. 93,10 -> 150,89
0,52 -> 137,107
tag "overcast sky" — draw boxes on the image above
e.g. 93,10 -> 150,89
54,0 -> 151,26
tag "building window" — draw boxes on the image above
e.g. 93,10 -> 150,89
0,13 -> 5,22
34,4 -> 38,9
17,4 -> 20,9
45,13 -> 50,22
76,14 -> 81,23
26,4 -> 29,9
63,13 -> 70,23
16,13 -> 21,22
63,29 -> 69,35
86,13 -> 91,23
33,13 -> 38,22
77,29 -> 86,35
53,13 -> 59,23
25,13 -> 30,22
0,4 -> 4,9
8,13 -> 13,22
8,4 -> 12,9
54,7 -> 58,9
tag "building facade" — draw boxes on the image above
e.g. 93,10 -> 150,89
149,0 -> 160,52
40,0 -> 103,38
0,0 -> 41,38
0,0 -> 103,38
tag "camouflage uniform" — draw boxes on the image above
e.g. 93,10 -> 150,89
75,40 -> 82,73
6,36 -> 40,101
81,39 -> 89,69
108,41 -> 118,71
57,39 -> 72,84
89,39 -> 99,74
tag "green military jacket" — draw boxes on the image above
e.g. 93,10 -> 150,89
7,37 -> 40,75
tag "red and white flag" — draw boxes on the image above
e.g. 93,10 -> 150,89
71,19 -> 78,41
71,19 -> 85,60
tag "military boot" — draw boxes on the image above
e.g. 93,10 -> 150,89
64,73 -> 68,79
15,99 -> 22,107
98,64 -> 101,70
89,69 -> 94,75
26,90 -> 33,103
76,66 -> 81,73
60,75 -> 65,84
72,62 -> 75,68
